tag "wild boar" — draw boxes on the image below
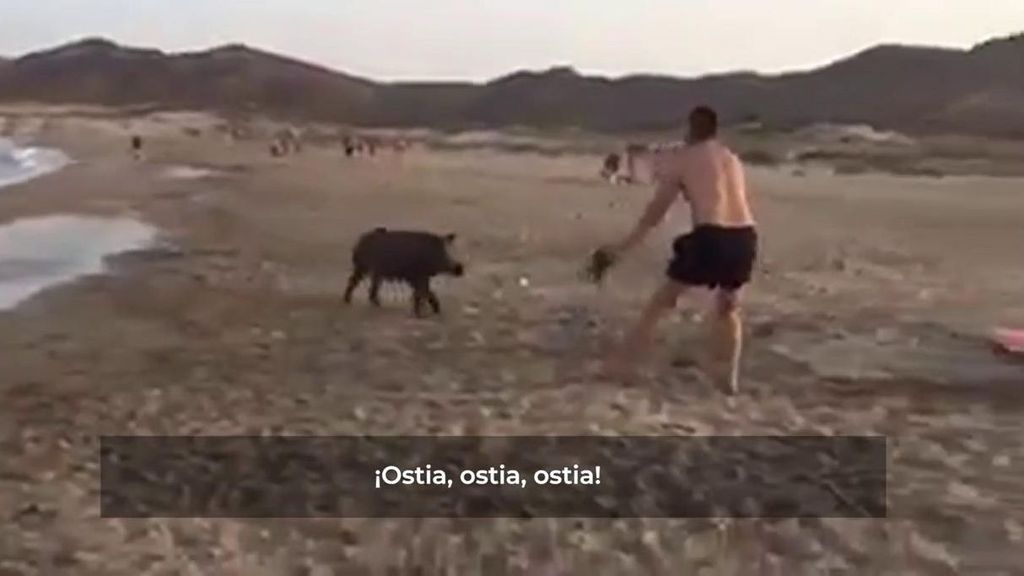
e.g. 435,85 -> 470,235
344,227 -> 465,316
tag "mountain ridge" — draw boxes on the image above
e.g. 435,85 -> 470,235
1,35 -> 1023,136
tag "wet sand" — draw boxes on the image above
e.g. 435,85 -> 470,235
1,109 -> 1024,574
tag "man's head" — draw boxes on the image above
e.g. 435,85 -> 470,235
687,106 -> 718,142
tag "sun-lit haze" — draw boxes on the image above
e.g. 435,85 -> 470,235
2,0 -> 1022,81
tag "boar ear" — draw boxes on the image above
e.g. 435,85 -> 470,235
444,233 -> 457,244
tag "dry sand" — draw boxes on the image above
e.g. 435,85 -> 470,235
1,107 -> 1024,575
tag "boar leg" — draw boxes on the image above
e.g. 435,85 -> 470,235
368,275 -> 383,307
425,284 -> 441,315
343,267 -> 366,304
410,278 -> 430,317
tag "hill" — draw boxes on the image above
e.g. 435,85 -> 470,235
1,34 -> 1023,136
0,38 -> 376,123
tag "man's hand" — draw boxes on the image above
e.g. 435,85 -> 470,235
582,165 -> 681,285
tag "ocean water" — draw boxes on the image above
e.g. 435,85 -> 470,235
0,137 -> 72,190
0,215 -> 156,310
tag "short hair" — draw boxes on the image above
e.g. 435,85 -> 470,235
689,106 -> 718,137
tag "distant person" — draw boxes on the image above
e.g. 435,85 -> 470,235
130,134 -> 143,161
392,139 -> 409,163
601,153 -> 621,180
594,106 -> 758,394
625,143 -> 648,183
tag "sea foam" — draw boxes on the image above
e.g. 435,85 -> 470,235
0,137 -> 72,190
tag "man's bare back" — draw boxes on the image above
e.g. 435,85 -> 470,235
656,139 -> 755,228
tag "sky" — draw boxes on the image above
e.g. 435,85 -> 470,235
2,1 -> 1023,82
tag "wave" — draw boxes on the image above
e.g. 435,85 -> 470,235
0,138 -> 72,189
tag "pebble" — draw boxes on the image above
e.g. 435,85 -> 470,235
946,481 -> 982,504
907,532 -> 958,571
13,503 -> 52,522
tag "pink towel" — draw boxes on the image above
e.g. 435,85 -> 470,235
993,328 -> 1024,352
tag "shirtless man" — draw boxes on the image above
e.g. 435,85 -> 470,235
599,106 -> 757,394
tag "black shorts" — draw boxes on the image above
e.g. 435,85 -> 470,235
667,225 -> 758,290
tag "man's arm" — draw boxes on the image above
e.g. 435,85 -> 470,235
610,179 -> 681,255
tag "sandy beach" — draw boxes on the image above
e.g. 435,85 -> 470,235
1,107 -> 1024,574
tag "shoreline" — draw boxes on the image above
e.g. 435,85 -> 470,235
0,137 -> 73,190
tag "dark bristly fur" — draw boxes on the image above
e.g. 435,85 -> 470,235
344,227 -> 465,317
